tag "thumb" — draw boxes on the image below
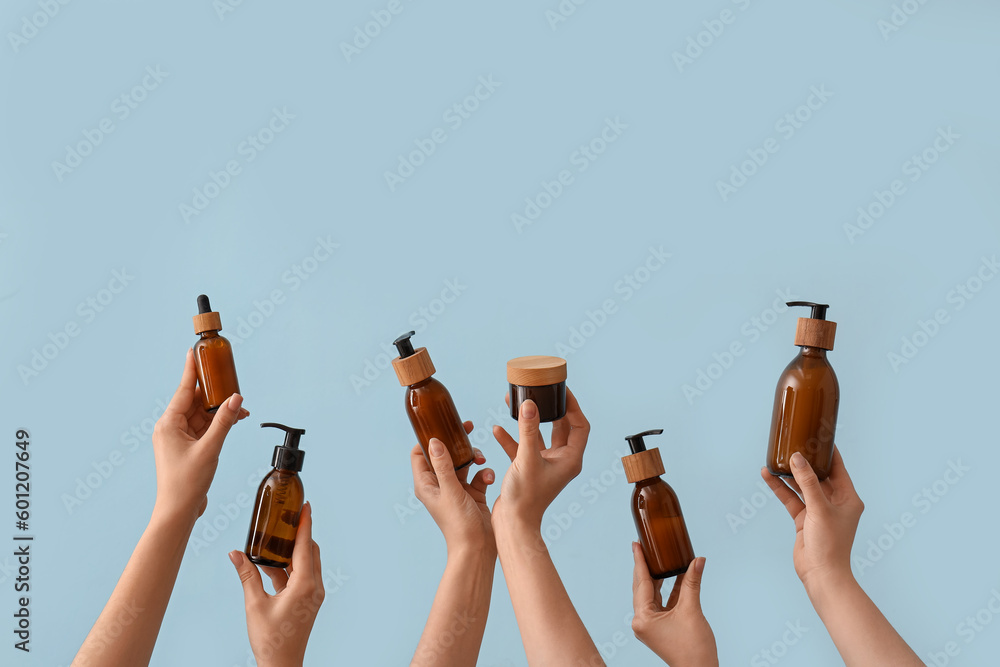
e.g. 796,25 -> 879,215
229,550 -> 266,607
789,452 -> 828,510
428,439 -> 463,496
201,394 -> 243,455
679,557 -> 706,610
516,400 -> 544,462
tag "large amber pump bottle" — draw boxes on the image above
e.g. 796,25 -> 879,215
391,331 -> 474,471
245,422 -> 306,568
766,301 -> 839,480
622,429 -> 695,580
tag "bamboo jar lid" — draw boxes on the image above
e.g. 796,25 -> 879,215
193,312 -> 222,334
507,356 -> 567,386
392,347 -> 436,386
794,318 -> 837,351
622,448 -> 665,483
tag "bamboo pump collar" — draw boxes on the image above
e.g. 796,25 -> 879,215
789,301 -> 837,351
622,429 -> 666,483
392,331 -> 436,386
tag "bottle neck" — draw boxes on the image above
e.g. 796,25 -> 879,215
410,376 -> 434,388
797,346 -> 827,359
198,329 -> 220,339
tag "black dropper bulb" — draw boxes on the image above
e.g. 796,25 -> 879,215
261,422 -> 306,472
787,301 -> 829,320
394,331 -> 417,358
625,429 -> 664,455
197,294 -> 212,314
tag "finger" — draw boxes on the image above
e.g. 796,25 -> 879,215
463,420 -> 474,435
260,566 -> 289,593
826,446 -> 858,496
760,467 -> 805,519
472,448 -> 486,466
516,400 -> 544,464
789,452 -> 829,510
492,425 -> 519,462
289,502 -> 314,584
664,574 -> 682,611
229,551 -> 267,606
468,468 -> 495,495
166,349 -> 198,413
237,408 -> 250,421
562,388 -> 591,453
427,439 -> 464,496
198,394 -> 243,457
631,542 -> 659,614
678,557 -> 706,611
410,443 -> 433,483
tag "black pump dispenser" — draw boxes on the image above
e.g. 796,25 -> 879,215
787,301 -> 829,320
394,331 -> 416,359
197,294 -> 213,315
262,422 -> 306,472
626,429 -> 664,455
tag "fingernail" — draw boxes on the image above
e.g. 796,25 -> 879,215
520,400 -> 537,419
474,448 -> 483,459
791,452 -> 806,469
695,557 -> 706,574
229,394 -> 243,413
429,439 -> 444,457
484,471 -> 494,483
228,551 -> 242,566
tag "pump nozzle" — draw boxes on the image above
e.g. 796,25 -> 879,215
261,422 -> 306,472
787,301 -> 829,320
393,331 -> 416,359
625,429 -> 663,454
261,422 -> 306,449
197,294 -> 212,314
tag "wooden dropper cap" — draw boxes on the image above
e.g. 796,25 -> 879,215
193,294 -> 223,334
391,331 -> 437,386
788,301 -> 837,351
622,429 -> 666,483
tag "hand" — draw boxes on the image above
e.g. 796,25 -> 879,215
152,349 -> 249,521
631,544 -> 718,667
760,447 -> 864,591
230,502 -> 325,667
411,420 -> 496,553
491,388 -> 590,529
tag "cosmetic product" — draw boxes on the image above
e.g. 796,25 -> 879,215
622,429 -> 695,579
392,331 -> 474,470
766,301 -> 839,480
506,356 -> 567,423
192,294 -> 240,412
245,423 -> 306,568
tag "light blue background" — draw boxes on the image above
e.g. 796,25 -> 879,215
2,1 -> 999,665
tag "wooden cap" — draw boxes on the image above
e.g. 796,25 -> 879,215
193,312 -> 222,334
794,318 -> 837,350
622,448 -> 665,483
392,347 -> 436,386
507,356 -> 567,386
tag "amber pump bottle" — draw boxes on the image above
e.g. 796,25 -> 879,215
192,294 -> 240,412
391,331 -> 474,471
245,423 -> 306,568
766,301 -> 839,480
622,429 -> 695,579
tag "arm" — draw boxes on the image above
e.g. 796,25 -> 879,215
491,390 -> 604,667
630,547 -> 718,667
410,425 -> 497,667
72,349 -> 247,667
229,502 -> 325,667
761,448 -> 922,667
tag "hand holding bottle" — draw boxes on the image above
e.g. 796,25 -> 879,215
760,447 -> 862,588
491,388 -> 590,529
230,502 -> 325,667
153,348 -> 249,521
411,420 -> 495,553
631,544 -> 718,667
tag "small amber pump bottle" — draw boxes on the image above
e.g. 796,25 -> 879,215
192,294 -> 240,412
766,301 -> 839,480
391,331 -> 474,471
622,429 -> 695,579
245,423 -> 306,568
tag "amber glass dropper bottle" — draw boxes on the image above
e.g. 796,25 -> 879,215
192,294 -> 240,412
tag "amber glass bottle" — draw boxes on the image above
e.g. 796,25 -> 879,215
766,301 -> 839,480
392,331 -> 474,471
192,294 -> 240,412
622,430 -> 695,579
245,423 -> 306,568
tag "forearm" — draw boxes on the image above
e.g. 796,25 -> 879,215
495,516 -> 603,667
73,506 -> 196,667
412,544 -> 496,667
806,572 -> 922,667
